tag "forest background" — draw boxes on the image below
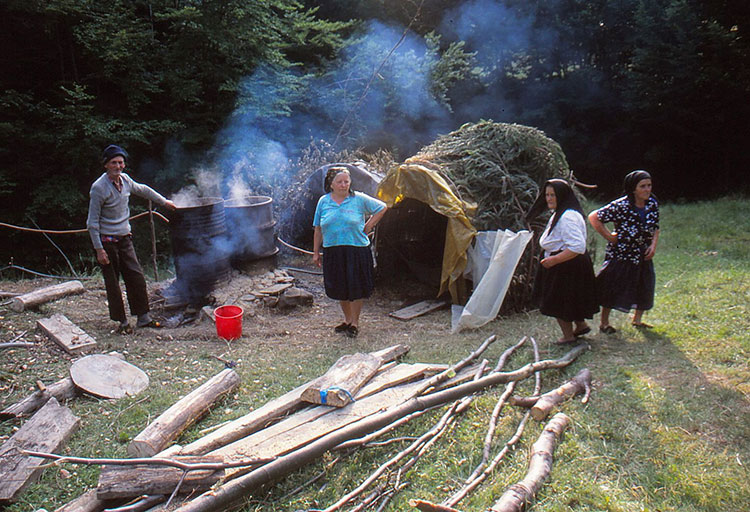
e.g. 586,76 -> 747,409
1,0 -> 748,272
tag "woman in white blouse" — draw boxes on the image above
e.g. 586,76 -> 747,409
526,179 -> 599,344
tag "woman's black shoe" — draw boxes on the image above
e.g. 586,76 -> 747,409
334,322 -> 350,333
346,325 -> 359,338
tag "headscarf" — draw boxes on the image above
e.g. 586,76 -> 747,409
324,166 -> 354,195
623,170 -> 652,203
526,179 -> 584,232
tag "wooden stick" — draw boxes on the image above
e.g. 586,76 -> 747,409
410,499 -> 462,512
408,334 -> 496,398
22,450 -> 273,471
445,338 -> 541,508
0,342 -> 35,349
489,413 -> 570,512
148,200 -> 159,281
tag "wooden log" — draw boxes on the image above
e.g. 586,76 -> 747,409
37,314 -> 97,354
510,368 -> 591,421
300,352 -> 381,407
0,398 -> 80,504
489,413 -> 570,512
53,488 -> 123,512
97,455 -> 224,500
179,344 -> 410,456
10,280 -> 85,312
0,376 -> 78,421
128,368 -> 241,457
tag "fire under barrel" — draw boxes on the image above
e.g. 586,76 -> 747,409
168,197 -> 232,303
224,195 -> 278,265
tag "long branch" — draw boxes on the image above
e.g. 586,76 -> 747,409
21,450 -> 273,471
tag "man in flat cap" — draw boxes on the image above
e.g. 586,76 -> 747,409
87,144 -> 176,333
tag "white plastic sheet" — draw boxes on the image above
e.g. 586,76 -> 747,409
451,229 -> 533,333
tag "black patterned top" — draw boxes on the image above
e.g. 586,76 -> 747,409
595,196 -> 660,265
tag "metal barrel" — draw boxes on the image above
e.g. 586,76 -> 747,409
224,195 -> 278,264
168,197 -> 232,302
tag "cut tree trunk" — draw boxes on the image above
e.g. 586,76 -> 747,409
0,376 -> 78,421
10,280 -> 85,312
300,352 -> 385,407
489,413 -> 570,512
179,344 -> 410,456
128,368 -> 240,457
97,455 -> 224,500
0,398 -> 80,503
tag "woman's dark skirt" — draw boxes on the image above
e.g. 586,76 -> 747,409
532,253 -> 599,322
322,245 -> 375,301
596,258 -> 655,312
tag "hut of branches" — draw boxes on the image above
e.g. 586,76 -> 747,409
375,120 -> 571,310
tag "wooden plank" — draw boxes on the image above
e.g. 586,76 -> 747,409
10,280 -> 85,312
213,379 -> 426,478
300,353 -> 381,407
37,314 -> 97,354
128,368 -> 240,457
203,364 -> 434,463
179,344 -> 410,456
389,299 -> 449,321
0,398 -> 80,504
70,354 -> 149,399
253,283 -> 293,296
357,362 -> 449,398
1,376 -> 78,421
97,456 -> 224,500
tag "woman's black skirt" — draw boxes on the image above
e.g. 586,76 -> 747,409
322,245 -> 375,301
532,252 -> 599,322
596,258 -> 655,312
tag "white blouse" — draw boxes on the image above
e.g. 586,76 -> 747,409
539,209 -> 587,257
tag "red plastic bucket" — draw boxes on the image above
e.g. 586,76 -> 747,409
214,305 -> 243,340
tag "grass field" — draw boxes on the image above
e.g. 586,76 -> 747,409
1,197 -> 748,511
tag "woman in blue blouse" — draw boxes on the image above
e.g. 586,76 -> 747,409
313,167 -> 387,338
527,179 -> 599,344
588,170 -> 660,333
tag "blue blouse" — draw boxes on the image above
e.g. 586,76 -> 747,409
313,191 -> 386,248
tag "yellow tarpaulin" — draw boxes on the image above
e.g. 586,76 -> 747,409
376,163 -> 477,303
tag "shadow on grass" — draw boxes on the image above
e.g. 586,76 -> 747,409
563,322 -> 750,511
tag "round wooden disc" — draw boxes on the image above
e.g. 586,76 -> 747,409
70,354 -> 149,399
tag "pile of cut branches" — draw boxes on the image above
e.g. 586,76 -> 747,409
408,120 -> 570,232
408,120 -> 571,311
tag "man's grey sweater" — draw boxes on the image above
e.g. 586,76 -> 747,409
87,172 -> 169,250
